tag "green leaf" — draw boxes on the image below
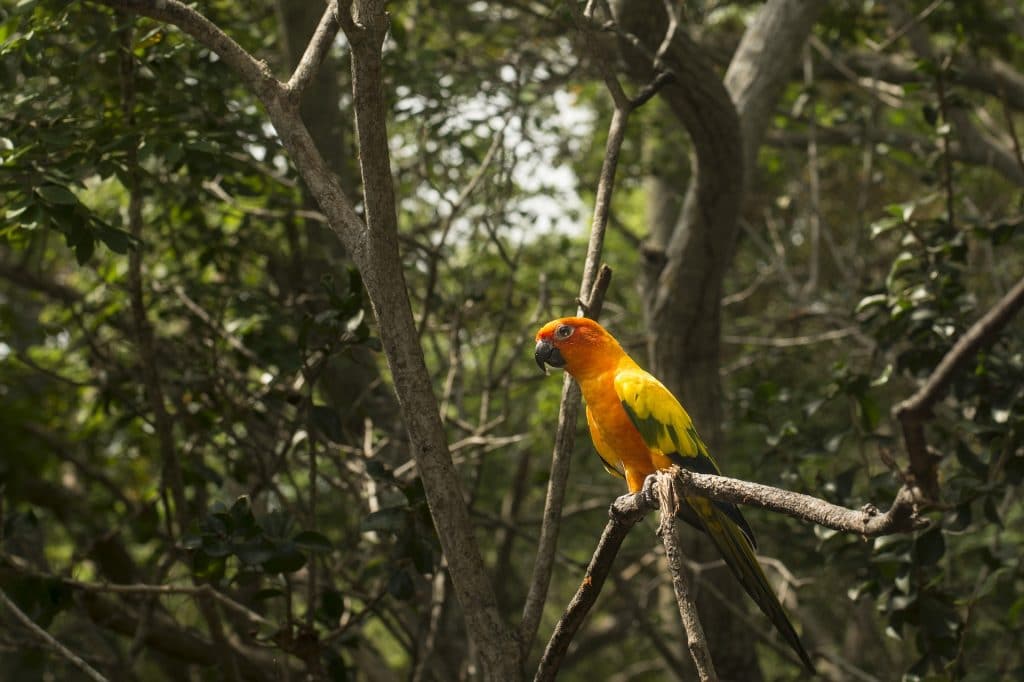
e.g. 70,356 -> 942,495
360,507 -> 406,534
96,225 -> 133,254
35,184 -> 78,205
870,216 -> 901,238
856,293 -> 888,312
983,496 -> 1002,527
321,589 -> 344,622
192,550 -> 226,581
234,541 -> 274,565
858,394 -> 880,431
914,527 -> 945,566
230,495 -> 255,528
293,530 -> 333,553
252,588 -> 284,601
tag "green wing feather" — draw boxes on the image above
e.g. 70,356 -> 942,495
614,369 -> 756,547
614,368 -> 815,673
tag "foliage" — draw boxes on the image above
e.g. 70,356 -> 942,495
1,0 -> 1023,681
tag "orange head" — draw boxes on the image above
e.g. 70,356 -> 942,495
534,317 -> 623,379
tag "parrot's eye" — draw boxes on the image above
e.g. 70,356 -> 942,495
554,324 -> 574,340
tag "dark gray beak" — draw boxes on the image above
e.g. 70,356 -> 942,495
534,339 -> 565,372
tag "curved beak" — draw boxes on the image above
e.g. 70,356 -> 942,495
534,339 -> 565,372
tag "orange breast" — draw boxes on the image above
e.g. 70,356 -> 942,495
579,370 -> 659,492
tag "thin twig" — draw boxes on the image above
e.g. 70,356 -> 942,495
284,0 -> 341,99
871,0 -> 944,53
519,110 -> 625,662
523,0 -> 683,662
119,20 -> 188,534
0,587 -> 110,682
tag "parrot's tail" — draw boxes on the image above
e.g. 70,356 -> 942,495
687,498 -> 816,674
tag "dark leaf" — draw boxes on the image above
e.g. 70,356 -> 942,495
914,527 -> 945,567
386,568 -> 415,601
360,507 -> 407,534
293,530 -> 333,553
35,184 -> 78,205
262,546 -> 307,574
320,588 -> 344,623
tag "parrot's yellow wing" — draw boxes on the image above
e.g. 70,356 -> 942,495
613,367 -> 756,547
613,367 -> 815,673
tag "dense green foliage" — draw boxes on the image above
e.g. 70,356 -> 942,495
2,1 -> 1023,680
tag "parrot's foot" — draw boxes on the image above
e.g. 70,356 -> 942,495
638,473 -> 660,509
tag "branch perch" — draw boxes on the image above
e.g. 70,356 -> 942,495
534,463 -> 927,678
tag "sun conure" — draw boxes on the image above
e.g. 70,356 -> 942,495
534,316 -> 814,673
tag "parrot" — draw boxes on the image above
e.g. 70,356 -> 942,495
534,316 -> 815,673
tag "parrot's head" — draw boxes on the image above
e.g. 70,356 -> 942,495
534,317 -> 618,378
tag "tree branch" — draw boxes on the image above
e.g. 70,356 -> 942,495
341,1 -> 517,677
284,0 -> 341,99
533,458 -> 928,679
894,275 -> 1024,500
0,587 -> 110,682
666,468 -> 927,537
95,0 -> 369,257
521,2 -> 675,660
532,493 -> 648,682
655,474 -> 717,682
97,0 -> 277,99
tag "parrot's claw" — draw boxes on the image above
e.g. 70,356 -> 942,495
638,473 -> 660,509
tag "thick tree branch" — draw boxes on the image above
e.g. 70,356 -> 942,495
98,0 -> 278,99
342,1 -> 517,677
894,275 -> 1024,500
94,1 -> 515,674
666,469 -> 927,537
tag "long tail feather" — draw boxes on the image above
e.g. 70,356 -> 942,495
686,498 -> 816,674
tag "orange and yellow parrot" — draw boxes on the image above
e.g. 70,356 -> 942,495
535,316 -> 814,673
